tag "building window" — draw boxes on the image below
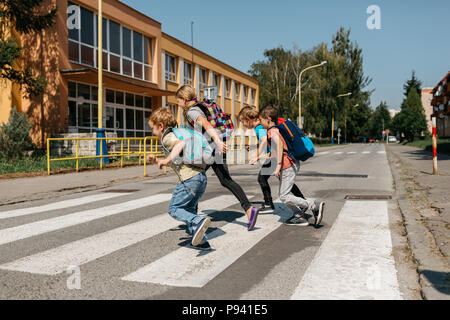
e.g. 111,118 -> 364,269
213,74 -> 220,92
165,54 -> 177,82
251,89 -> 255,105
184,62 -> 193,85
199,68 -> 207,89
225,78 -> 230,98
68,2 -> 153,82
234,82 -> 240,101
68,81 -> 152,137
243,87 -> 248,104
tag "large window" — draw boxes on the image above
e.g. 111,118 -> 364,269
225,78 -> 231,98
243,86 -> 249,104
165,54 -> 177,82
234,82 -> 240,101
184,62 -> 192,85
199,68 -> 207,89
251,89 -> 255,105
212,73 -> 220,92
68,81 -> 152,138
68,2 -> 153,82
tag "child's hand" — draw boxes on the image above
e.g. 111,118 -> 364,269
156,158 -> 169,170
249,155 -> 259,165
275,166 -> 281,179
216,140 -> 227,154
147,154 -> 156,164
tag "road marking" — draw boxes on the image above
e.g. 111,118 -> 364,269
122,202 -> 293,288
362,151 -> 371,154
334,152 -> 343,155
347,152 -> 357,154
0,194 -> 173,246
318,152 -> 330,155
0,193 -> 126,220
378,151 -> 386,154
291,201 -> 402,300
0,195 -> 238,275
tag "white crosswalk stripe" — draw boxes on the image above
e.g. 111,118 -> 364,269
291,201 -> 402,300
0,193 -> 126,220
362,151 -> 371,154
334,152 -> 343,155
122,202 -> 292,288
0,195 -> 238,275
0,194 -> 172,246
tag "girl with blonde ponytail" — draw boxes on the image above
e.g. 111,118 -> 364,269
175,84 -> 259,231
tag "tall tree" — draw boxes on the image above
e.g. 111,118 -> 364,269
368,101 -> 391,139
403,70 -> 422,99
0,0 -> 56,97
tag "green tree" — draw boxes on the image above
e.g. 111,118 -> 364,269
0,0 -> 56,97
367,102 -> 392,139
0,106 -> 34,160
403,70 -> 422,99
393,87 -> 427,141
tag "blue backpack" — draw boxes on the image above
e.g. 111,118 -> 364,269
161,127 -> 214,169
268,120 -> 315,162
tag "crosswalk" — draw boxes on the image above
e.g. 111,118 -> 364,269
0,186 -> 402,299
317,150 -> 386,156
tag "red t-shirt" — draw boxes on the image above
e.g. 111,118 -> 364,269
267,127 -> 295,171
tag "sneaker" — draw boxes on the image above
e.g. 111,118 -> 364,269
259,204 -> 275,214
312,201 -> 324,227
293,207 -> 308,217
190,240 -> 212,251
192,217 -> 211,247
285,215 -> 309,226
247,207 -> 260,231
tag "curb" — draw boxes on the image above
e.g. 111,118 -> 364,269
386,146 -> 450,300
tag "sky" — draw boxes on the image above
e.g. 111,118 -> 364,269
121,0 -> 450,110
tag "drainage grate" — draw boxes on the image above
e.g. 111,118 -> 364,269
103,189 -> 139,193
345,195 -> 392,200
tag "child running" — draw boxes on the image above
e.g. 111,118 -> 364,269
175,85 -> 259,231
239,106 -> 307,214
147,107 -> 212,250
258,105 -> 324,226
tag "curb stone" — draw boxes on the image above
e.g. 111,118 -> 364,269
386,146 -> 450,300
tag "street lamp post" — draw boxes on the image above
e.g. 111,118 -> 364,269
96,0 -> 109,164
332,92 -> 352,144
298,61 -> 327,129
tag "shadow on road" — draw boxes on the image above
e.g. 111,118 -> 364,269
421,270 -> 450,296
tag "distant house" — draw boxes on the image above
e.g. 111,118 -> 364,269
430,72 -> 450,137
421,88 -> 434,134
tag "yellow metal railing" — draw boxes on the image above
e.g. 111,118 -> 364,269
47,134 -> 260,177
46,137 -> 164,176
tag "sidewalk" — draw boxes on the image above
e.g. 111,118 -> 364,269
387,143 -> 450,300
0,164 -> 167,206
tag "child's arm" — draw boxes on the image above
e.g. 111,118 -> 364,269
157,139 -> 186,170
196,116 -> 227,154
250,135 -> 269,165
272,132 -> 283,178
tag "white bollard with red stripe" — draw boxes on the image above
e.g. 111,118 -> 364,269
432,116 -> 438,175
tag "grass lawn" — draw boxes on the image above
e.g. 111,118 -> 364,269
403,137 -> 450,156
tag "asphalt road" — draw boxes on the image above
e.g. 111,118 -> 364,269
0,143 -> 419,299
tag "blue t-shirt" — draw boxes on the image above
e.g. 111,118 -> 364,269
254,124 -> 271,153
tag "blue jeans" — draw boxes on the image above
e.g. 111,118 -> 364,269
168,172 -> 207,240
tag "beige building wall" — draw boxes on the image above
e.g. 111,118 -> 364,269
421,88 -> 434,133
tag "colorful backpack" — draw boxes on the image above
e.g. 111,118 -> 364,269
187,100 -> 234,138
161,127 -> 214,169
268,120 -> 315,162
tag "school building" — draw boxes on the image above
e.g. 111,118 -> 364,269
0,0 -> 259,148
430,71 -> 450,137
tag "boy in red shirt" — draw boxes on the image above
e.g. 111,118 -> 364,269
258,105 -> 324,226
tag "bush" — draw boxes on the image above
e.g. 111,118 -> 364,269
0,107 -> 34,161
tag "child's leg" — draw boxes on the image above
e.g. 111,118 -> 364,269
278,165 -> 314,213
168,173 -> 208,237
258,159 -> 274,207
